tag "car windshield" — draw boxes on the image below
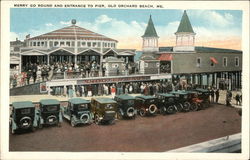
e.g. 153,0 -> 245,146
21,108 -> 30,114
78,104 -> 88,111
46,105 -> 58,112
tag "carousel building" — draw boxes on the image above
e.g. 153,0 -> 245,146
19,19 -> 135,72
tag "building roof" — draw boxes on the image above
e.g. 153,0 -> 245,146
142,15 -> 158,38
69,98 -> 90,104
159,46 -> 242,54
93,98 -> 117,104
176,10 -> 194,34
40,99 -> 60,105
12,101 -> 35,109
115,94 -> 135,100
29,23 -> 118,42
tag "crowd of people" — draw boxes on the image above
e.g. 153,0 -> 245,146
11,61 -> 139,87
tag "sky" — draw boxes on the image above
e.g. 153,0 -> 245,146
10,8 -> 242,50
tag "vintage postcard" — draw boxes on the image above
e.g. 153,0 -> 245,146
1,1 -> 249,160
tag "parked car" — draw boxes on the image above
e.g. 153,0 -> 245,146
170,91 -> 190,112
156,93 -> 176,114
114,94 -> 136,119
195,88 -> 211,108
91,97 -> 118,124
10,101 -> 39,134
135,95 -> 158,116
184,90 -> 202,111
38,99 -> 62,127
62,98 -> 93,127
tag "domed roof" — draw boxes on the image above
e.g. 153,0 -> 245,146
28,23 -> 117,42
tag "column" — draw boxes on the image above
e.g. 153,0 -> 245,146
74,55 -> 77,64
47,55 -> 50,65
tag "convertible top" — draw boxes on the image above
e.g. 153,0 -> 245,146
156,93 -> 175,97
115,94 -> 135,100
40,99 -> 60,105
93,98 -> 117,104
69,98 -> 90,104
12,101 -> 34,109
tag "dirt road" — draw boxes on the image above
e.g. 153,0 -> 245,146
9,104 -> 241,152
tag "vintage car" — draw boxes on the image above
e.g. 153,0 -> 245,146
91,97 -> 118,124
156,93 -> 176,114
38,99 -> 62,127
10,101 -> 39,134
183,90 -> 200,111
169,91 -> 190,112
135,95 -> 158,116
61,98 -> 93,127
114,94 -> 136,119
194,88 -> 211,108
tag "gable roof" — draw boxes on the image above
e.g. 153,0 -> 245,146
28,25 -> 118,42
142,15 -> 159,38
176,10 -> 194,34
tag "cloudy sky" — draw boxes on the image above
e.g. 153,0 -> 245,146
10,8 -> 242,50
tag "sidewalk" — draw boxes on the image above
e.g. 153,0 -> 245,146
10,90 -> 242,109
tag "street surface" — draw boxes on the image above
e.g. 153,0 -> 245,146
9,104 -> 241,152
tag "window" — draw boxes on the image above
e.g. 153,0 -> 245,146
93,42 -> 97,47
97,42 -> 101,47
82,42 -> 86,47
66,41 -> 70,47
33,42 -> 36,46
37,42 -> 40,46
196,57 -> 201,67
108,43 -> 110,47
87,42 -> 91,47
211,62 -> 214,67
54,41 -> 59,47
41,42 -> 44,46
223,57 -> 227,67
235,57 -> 239,67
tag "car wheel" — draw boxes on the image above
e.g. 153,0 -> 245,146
190,103 -> 198,111
139,109 -> 146,117
167,105 -> 176,114
148,104 -> 157,114
176,103 -> 183,112
70,118 -> 75,127
94,114 -> 100,125
126,107 -> 135,117
160,107 -> 167,115
183,102 -> 191,112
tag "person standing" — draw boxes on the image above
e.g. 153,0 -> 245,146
26,70 -> 32,85
235,93 -> 240,105
210,88 -> 215,103
111,84 -> 116,99
32,63 -> 38,83
215,89 -> 220,103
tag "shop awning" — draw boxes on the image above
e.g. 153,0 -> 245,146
158,53 -> 173,61
210,57 -> 218,64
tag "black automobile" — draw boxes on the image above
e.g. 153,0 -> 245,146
10,101 -> 39,134
91,97 -> 118,125
135,95 -> 158,116
38,99 -> 62,127
62,98 -> 93,127
114,94 -> 136,119
156,93 -> 176,114
170,91 -> 190,112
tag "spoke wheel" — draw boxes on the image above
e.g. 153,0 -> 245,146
183,102 -> 191,112
167,105 -> 176,114
190,103 -> 198,111
94,114 -> 101,125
